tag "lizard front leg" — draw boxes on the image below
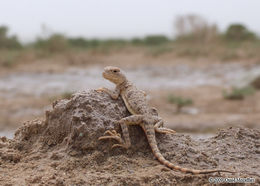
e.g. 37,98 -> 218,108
97,86 -> 131,149
96,87 -> 120,99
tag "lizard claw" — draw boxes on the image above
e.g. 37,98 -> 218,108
98,130 -> 124,144
112,143 -> 130,149
99,129 -> 130,149
104,130 -> 121,137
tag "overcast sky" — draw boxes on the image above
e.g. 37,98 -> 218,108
1,0 -> 259,42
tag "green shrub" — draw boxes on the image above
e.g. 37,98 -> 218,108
102,39 -> 127,46
143,35 -> 169,45
225,24 -> 256,41
34,34 -> 68,53
131,38 -> 144,45
68,37 -> 89,48
0,26 -> 22,49
130,36 -> 170,46
167,94 -> 193,113
68,38 -> 128,49
223,86 -> 255,100
87,39 -> 101,48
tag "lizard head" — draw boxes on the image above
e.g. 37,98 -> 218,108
103,66 -> 127,85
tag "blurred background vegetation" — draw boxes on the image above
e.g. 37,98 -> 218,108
1,15 -> 260,68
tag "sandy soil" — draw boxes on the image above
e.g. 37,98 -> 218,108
0,90 -> 259,185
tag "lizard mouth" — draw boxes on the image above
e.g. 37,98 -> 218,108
102,72 -> 114,82
102,72 -> 109,80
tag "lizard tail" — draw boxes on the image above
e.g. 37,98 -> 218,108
144,126 -> 235,174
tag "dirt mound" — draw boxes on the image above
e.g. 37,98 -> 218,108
13,90 -> 129,155
0,90 -> 259,185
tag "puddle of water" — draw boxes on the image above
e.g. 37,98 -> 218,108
0,64 -> 260,98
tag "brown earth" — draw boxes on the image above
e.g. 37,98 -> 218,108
0,90 -> 259,185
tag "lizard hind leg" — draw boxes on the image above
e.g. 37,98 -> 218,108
111,122 -> 132,149
99,115 -> 146,149
98,119 -> 133,150
154,120 -> 176,134
109,115 -> 146,149
155,127 -> 176,134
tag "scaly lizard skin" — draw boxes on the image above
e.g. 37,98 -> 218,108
97,66 -> 234,174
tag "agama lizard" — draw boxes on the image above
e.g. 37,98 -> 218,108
97,66 -> 234,174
